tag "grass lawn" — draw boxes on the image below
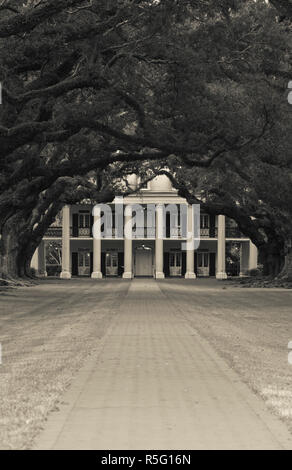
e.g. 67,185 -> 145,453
160,280 -> 292,431
0,279 -> 129,449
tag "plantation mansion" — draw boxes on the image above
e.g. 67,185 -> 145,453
31,175 -> 258,279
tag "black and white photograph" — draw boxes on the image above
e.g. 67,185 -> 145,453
1,0 -> 292,455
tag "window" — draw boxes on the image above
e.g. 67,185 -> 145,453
198,253 -> 203,268
170,252 -> 181,267
198,253 -> 209,267
78,252 -> 90,267
106,253 -> 118,267
200,215 -> 209,229
79,214 -> 90,228
204,254 -> 209,267
170,254 -> 175,267
84,252 -> 90,267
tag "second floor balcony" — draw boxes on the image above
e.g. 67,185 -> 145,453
44,223 -> 245,240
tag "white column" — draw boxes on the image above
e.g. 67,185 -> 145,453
123,205 -> 132,279
216,215 -> 227,279
37,242 -> 47,277
249,241 -> 258,271
185,205 -> 196,279
155,204 -> 165,279
91,206 -> 102,279
240,242 -> 250,277
60,205 -> 71,279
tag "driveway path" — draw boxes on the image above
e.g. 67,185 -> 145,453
35,279 -> 292,450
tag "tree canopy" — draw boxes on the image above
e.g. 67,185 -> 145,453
0,0 -> 291,279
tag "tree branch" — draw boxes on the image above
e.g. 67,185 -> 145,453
0,0 -> 86,38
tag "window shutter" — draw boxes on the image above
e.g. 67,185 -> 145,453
72,214 -> 79,237
118,252 -> 124,277
210,215 -> 216,238
90,215 -> 94,237
90,252 -> 93,274
72,252 -> 78,276
163,252 -> 170,277
182,252 -> 187,276
210,253 -> 216,276
101,253 -> 106,276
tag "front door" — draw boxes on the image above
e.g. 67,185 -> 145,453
169,252 -> 182,277
135,248 -> 153,276
78,251 -> 91,276
106,252 -> 118,276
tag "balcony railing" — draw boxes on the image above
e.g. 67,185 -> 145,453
46,227 -> 92,237
45,227 -> 62,237
78,227 -> 91,237
102,228 -> 123,238
70,227 -> 91,237
132,227 -> 155,239
200,228 -> 210,238
169,227 -> 183,238
45,225 -> 244,239
200,228 -> 217,238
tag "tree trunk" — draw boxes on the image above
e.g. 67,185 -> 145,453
18,240 -> 40,279
0,202 -> 58,280
259,243 -> 284,277
0,213 -> 38,280
277,246 -> 292,280
0,218 -> 23,279
18,253 -> 35,278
